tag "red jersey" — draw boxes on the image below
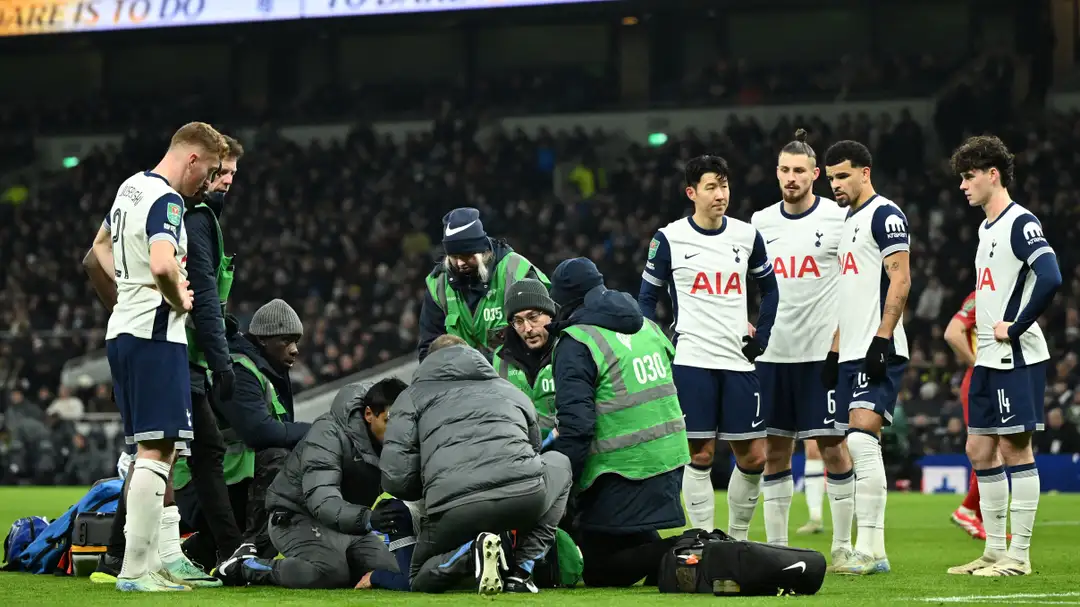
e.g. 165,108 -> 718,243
952,291 -> 977,359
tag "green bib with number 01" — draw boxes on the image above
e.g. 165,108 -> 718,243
426,252 -> 549,351
493,350 -> 557,439
556,320 -> 689,491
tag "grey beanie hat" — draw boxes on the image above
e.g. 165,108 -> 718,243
504,278 -> 557,319
248,299 -> 303,338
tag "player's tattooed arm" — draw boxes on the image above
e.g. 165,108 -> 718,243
878,251 -> 911,338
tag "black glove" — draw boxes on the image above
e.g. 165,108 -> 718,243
212,368 -> 236,402
224,313 -> 240,337
821,351 -> 839,390
369,499 -> 414,537
863,336 -> 890,382
741,335 -> 765,363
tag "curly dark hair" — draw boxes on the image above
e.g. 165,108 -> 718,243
824,140 -> 873,169
949,135 -> 1015,188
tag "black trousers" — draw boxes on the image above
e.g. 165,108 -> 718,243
573,529 -> 678,588
262,510 -> 397,589
106,385 -> 242,563
177,448 -> 287,569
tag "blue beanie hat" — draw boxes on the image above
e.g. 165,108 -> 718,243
549,257 -> 605,307
441,207 -> 490,255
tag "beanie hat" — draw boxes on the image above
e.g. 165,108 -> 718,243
441,207 -> 491,255
504,278 -> 557,319
248,299 -> 304,338
549,257 -> 605,308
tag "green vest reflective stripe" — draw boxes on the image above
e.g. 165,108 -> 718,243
173,353 -> 285,489
425,252 -> 549,350
493,349 -> 556,439
185,203 -> 235,369
557,320 -> 689,491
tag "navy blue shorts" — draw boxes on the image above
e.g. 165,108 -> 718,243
673,365 -> 764,441
107,334 -> 194,445
757,361 -> 843,439
834,357 -> 907,431
968,362 -> 1047,436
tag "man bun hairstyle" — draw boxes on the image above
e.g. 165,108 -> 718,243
949,135 -> 1014,188
780,128 -> 816,162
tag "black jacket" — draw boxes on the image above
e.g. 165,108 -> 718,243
380,345 -> 544,515
417,239 -> 541,362
265,382 -> 384,535
216,332 -> 310,451
494,325 -> 553,385
548,285 -> 685,534
184,207 -> 230,393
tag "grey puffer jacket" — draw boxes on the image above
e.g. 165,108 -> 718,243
380,345 -> 544,515
265,382 -> 383,535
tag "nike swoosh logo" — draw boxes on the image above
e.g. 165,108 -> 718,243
1002,415 -> 1015,424
852,390 -> 869,398
444,219 -> 477,236
823,418 -> 834,425
751,420 -> 764,428
783,561 -> 806,573
690,499 -> 707,507
767,238 -> 781,244
684,253 -> 700,259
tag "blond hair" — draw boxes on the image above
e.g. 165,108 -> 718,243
429,334 -> 467,353
222,134 -> 245,161
170,122 -> 228,160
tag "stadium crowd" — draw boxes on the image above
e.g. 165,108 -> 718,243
2,59 -> 1080,485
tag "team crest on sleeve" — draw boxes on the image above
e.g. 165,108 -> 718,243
166,202 -> 182,226
648,238 -> 659,259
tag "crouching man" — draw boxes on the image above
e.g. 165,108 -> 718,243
176,300 -> 312,570
381,334 -> 572,594
216,378 -> 408,588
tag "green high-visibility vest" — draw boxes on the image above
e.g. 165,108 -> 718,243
173,353 -> 286,489
556,320 -> 689,491
425,253 -> 548,351
492,347 -> 556,440
185,203 -> 235,370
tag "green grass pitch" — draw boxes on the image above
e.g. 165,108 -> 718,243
0,487 -> 1077,606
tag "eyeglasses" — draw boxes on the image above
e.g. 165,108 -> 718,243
511,312 -> 547,330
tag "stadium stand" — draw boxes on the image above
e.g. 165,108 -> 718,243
0,4 -> 1077,488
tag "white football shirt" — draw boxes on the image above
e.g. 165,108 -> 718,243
974,202 -> 1052,370
836,195 -> 910,363
751,196 -> 846,363
104,171 -> 189,344
641,216 -> 773,371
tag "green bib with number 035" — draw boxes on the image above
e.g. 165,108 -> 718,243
555,320 -> 689,491
493,350 -> 557,439
426,252 -> 549,351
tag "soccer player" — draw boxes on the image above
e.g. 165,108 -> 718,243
797,442 -> 827,535
823,140 -> 910,575
638,155 -> 779,539
947,135 -> 1061,577
751,130 -> 856,563
944,290 -> 985,539
98,122 -> 227,591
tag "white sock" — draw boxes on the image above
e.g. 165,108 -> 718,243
976,465 -> 1009,560
119,458 -> 171,579
682,465 -> 715,531
826,468 -> 855,553
848,431 -> 887,559
158,505 -> 184,564
1007,464 -> 1040,563
727,465 -> 762,541
804,458 -> 826,522
762,469 -> 794,545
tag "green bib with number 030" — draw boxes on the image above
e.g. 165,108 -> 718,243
555,320 -> 689,491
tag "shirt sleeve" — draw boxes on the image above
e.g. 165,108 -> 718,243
102,211 -> 112,233
953,292 -> 976,330
642,230 -> 672,287
1009,213 -> 1054,266
871,204 -> 910,259
747,229 -> 773,279
145,192 -> 184,251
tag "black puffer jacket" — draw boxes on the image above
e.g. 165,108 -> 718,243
265,382 -> 383,535
380,345 -> 544,515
